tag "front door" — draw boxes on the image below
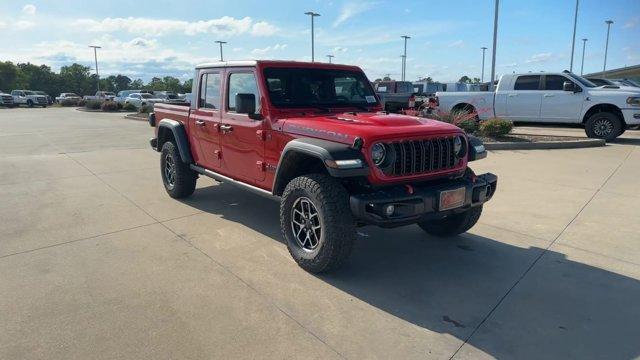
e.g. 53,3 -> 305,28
504,75 -> 543,122
190,70 -> 222,170
539,75 -> 584,123
220,69 -> 265,183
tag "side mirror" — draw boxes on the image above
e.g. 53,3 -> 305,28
235,93 -> 262,119
563,81 -> 581,92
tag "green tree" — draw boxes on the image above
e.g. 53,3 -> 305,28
458,75 -> 471,83
59,63 -> 92,95
131,78 -> 144,89
182,79 -> 193,93
0,61 -> 18,91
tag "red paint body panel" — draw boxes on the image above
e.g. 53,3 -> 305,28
154,61 -> 468,191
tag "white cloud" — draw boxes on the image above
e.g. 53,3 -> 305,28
250,43 -> 287,57
22,4 -> 36,15
232,47 -> 244,52
525,52 -> 553,63
624,17 -> 639,29
251,21 -> 278,36
333,2 -> 375,27
333,46 -> 348,53
73,16 -> 276,37
448,40 -> 464,48
15,20 -> 35,30
501,63 -> 518,68
0,21 -> 6,30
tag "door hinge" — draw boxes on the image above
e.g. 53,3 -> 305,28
214,150 -> 222,159
256,161 -> 266,172
256,130 -> 269,141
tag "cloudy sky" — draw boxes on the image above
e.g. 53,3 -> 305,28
1,0 -> 638,82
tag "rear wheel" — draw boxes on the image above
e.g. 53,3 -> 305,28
160,141 -> 197,198
585,112 -> 623,140
418,206 -> 483,237
280,174 -> 355,273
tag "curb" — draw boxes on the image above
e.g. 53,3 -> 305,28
124,113 -> 149,121
485,138 -> 605,150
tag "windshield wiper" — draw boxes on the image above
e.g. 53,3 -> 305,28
308,105 -> 331,113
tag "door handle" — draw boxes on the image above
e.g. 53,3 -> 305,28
508,94 -> 518,97
195,120 -> 205,126
543,94 -> 554,97
220,124 -> 233,133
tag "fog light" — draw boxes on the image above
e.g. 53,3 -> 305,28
384,204 -> 395,217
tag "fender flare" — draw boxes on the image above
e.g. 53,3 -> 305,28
156,119 -> 193,164
272,138 -> 369,195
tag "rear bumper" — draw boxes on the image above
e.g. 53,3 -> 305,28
350,173 -> 497,227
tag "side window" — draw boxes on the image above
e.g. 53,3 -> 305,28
198,73 -> 207,108
545,75 -> 572,90
514,75 -> 541,90
227,72 -> 260,112
204,73 -> 221,109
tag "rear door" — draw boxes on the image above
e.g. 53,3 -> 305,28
504,75 -> 543,121
190,70 -> 222,170
220,68 -> 265,183
539,75 -> 584,123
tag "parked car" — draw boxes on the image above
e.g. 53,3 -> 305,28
11,90 -> 48,107
83,91 -> 116,101
115,90 -> 148,105
0,91 -> 16,107
33,91 -> 53,105
587,77 -> 640,88
373,80 -> 416,112
124,93 -> 163,108
55,93 -> 82,103
149,60 -> 497,273
436,71 -> 640,140
153,91 -> 185,103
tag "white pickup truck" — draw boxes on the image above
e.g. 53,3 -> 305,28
436,71 -> 640,140
11,90 -> 49,108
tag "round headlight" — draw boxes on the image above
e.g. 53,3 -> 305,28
454,136 -> 466,158
371,143 -> 386,166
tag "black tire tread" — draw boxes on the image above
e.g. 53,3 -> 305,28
160,141 -> 197,199
280,174 -> 355,273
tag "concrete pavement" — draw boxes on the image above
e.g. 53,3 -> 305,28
1,107 -> 639,359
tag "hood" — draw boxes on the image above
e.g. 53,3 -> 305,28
588,86 -> 640,97
281,112 -> 463,145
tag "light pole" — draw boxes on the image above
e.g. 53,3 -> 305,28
603,20 -> 613,74
481,47 -> 487,82
215,40 -> 227,61
580,38 -> 588,75
305,11 -> 320,62
88,45 -> 101,93
401,35 -> 410,81
569,0 -> 579,71
326,55 -> 334,63
489,0 -> 499,91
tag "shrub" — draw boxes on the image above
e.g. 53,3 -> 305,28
101,101 -> 119,112
84,100 -> 102,110
123,102 -> 137,111
457,119 -> 479,134
478,118 -> 513,137
60,98 -> 79,107
138,104 -> 152,113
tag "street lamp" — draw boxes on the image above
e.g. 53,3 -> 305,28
481,47 -> 487,82
569,0 -> 579,71
305,11 -> 320,62
603,20 -> 613,74
326,54 -> 334,63
580,38 -> 588,75
215,40 -> 227,61
489,0 -> 500,91
88,45 -> 102,93
401,35 -> 410,81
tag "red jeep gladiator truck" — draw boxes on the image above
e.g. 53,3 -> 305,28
149,60 -> 497,273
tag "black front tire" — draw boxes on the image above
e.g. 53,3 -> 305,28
585,112 -> 623,141
160,141 -> 197,198
280,174 -> 356,273
418,206 -> 483,237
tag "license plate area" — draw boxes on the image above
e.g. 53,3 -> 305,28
439,187 -> 466,211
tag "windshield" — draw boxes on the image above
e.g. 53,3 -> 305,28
263,67 -> 378,109
564,72 -> 597,88
24,91 -> 35,95
141,93 -> 153,99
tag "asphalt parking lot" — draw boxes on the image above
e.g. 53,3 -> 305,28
1,107 -> 639,359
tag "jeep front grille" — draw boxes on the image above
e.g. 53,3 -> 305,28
387,137 -> 458,176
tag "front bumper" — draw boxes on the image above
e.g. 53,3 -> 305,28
350,173 -> 497,227
622,108 -> 640,125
